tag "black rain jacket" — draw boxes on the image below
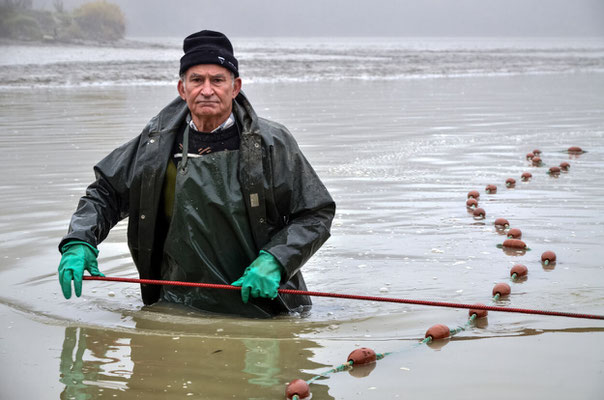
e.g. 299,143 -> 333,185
60,92 -> 335,310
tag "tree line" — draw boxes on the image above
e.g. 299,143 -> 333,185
0,0 -> 126,42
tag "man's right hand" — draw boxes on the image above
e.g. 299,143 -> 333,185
58,241 -> 103,299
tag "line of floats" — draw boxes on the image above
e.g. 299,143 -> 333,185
284,145 -> 587,399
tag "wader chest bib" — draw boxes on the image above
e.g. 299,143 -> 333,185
161,126 -> 279,317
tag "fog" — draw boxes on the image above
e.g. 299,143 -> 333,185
33,0 -> 604,38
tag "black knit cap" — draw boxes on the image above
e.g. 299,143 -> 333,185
179,30 -> 239,77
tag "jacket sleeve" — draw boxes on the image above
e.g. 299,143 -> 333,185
261,126 -> 336,282
58,135 -> 142,251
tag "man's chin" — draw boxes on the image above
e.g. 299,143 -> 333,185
194,107 -> 219,116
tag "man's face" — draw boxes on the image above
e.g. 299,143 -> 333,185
177,64 -> 242,128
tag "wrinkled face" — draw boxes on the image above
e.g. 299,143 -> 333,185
177,64 -> 242,128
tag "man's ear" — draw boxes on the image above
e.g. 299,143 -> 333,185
232,77 -> 242,98
177,79 -> 186,100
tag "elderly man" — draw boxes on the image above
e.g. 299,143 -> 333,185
57,30 -> 335,317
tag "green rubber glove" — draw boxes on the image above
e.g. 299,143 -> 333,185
231,250 -> 283,304
58,241 -> 103,299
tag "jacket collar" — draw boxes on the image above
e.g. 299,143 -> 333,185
233,91 -> 260,135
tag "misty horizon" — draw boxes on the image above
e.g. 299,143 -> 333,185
30,0 -> 604,38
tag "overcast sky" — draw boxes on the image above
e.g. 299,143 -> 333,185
37,0 -> 604,38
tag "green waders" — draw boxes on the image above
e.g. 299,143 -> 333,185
161,126 -> 280,317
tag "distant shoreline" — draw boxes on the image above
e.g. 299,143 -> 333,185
0,37 -> 172,49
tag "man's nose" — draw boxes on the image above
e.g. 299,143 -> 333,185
200,81 -> 213,96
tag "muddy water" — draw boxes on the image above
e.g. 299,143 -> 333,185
1,73 -> 604,399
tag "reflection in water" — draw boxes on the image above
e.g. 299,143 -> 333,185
425,337 -> 450,351
243,339 -> 280,387
501,247 -> 527,257
347,361 -> 376,378
58,313 -> 334,399
60,327 -> 130,399
60,328 -> 89,400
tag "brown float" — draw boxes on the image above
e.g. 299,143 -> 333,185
532,156 -> 542,166
567,146 -> 583,154
505,178 -> 516,188
548,166 -> 561,175
466,198 -> 478,208
347,347 -> 377,365
560,162 -> 570,171
502,239 -> 527,249
473,207 -> 486,219
541,251 -> 557,264
485,184 -> 497,194
492,283 -> 511,297
510,264 -> 528,277
526,152 -> 534,160
467,190 -> 480,199
507,228 -> 522,239
521,172 -> 532,181
285,379 -> 310,400
469,304 -> 488,318
532,149 -> 542,155
425,324 -> 450,340
494,218 -> 510,228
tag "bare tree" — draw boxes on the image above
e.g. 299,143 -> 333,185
53,0 -> 64,13
2,0 -> 34,10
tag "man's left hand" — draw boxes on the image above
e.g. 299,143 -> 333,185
231,251 -> 283,303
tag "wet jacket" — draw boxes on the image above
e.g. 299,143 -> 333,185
60,92 -> 336,310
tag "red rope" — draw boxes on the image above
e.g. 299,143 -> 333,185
83,276 -> 604,320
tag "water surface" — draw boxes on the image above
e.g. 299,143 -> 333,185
1,40 -> 604,399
